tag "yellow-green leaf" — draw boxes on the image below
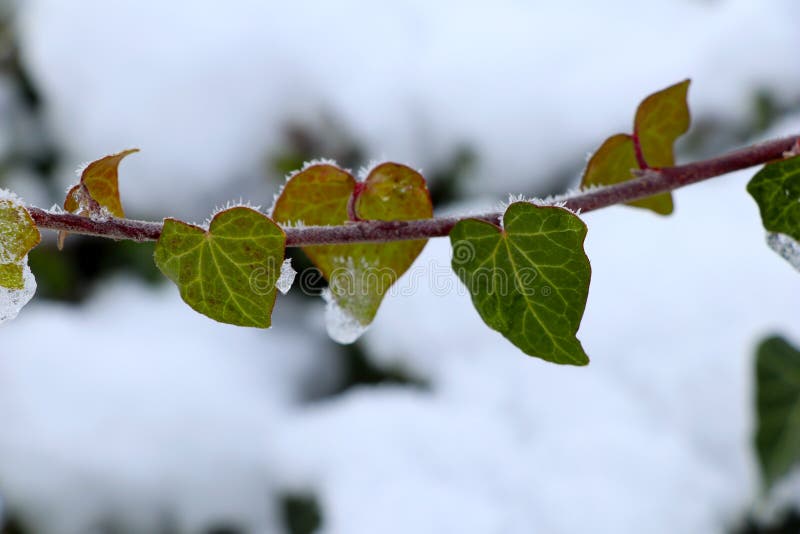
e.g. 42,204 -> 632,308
154,207 -> 286,328
0,198 -> 41,289
272,162 -> 433,341
580,80 -> 691,215
582,134 -> 672,215
634,79 -> 691,169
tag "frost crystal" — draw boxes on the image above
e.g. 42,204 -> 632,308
497,193 -> 578,217
89,206 -> 113,222
766,233 -> 800,272
322,288 -> 368,344
73,161 -> 90,177
0,258 -> 36,324
274,258 -> 296,295
357,159 -> 382,181
284,158 -> 344,182
208,199 -> 262,223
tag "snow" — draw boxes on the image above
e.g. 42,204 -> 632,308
0,259 -> 35,325
0,279 -> 333,533
274,258 -> 296,295
766,233 -> 800,272
354,168 -> 800,532
0,0 -> 799,533
322,287 -> 368,345
0,188 -> 23,204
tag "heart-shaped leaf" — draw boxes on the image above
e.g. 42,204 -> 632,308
450,202 -> 591,365
271,162 -> 433,342
581,80 -> 690,215
747,156 -> 800,241
0,195 -> 40,290
154,207 -> 286,328
754,335 -> 800,492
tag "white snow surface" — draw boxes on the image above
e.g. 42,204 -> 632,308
0,283 -> 333,533
15,0 -> 800,217
0,0 -> 799,533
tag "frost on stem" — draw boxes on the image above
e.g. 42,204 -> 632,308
0,259 -> 36,324
322,287 -> 368,344
766,233 -> 800,272
274,258 -> 296,295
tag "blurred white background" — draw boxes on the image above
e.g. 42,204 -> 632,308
0,0 -> 799,532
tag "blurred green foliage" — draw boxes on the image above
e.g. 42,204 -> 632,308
281,494 -> 322,534
734,509 -> 800,534
28,240 -> 162,302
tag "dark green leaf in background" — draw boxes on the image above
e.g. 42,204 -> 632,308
754,335 -> 800,492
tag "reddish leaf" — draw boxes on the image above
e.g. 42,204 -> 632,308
272,162 -> 433,341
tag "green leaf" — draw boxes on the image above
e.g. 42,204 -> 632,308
272,162 -> 432,338
747,156 -> 800,241
0,198 -> 41,289
754,335 -> 800,491
580,80 -> 691,215
450,202 -> 591,365
154,207 -> 286,328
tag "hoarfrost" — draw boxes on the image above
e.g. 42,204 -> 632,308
73,161 -> 90,177
267,189 -> 283,217
497,193 -> 577,218
766,232 -> 800,272
284,158 -> 344,182
498,193 -> 533,212
277,219 -> 306,229
0,189 -> 22,203
208,199 -> 262,222
357,159 -> 382,181
357,160 -> 422,182
89,206 -> 113,222
0,258 -> 36,324
322,288 -> 368,344
274,259 -> 296,295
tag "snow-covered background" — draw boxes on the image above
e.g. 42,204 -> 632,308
0,0 -> 799,532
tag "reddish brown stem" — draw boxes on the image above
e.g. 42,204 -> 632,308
27,135 -> 800,247
631,133 -> 649,170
